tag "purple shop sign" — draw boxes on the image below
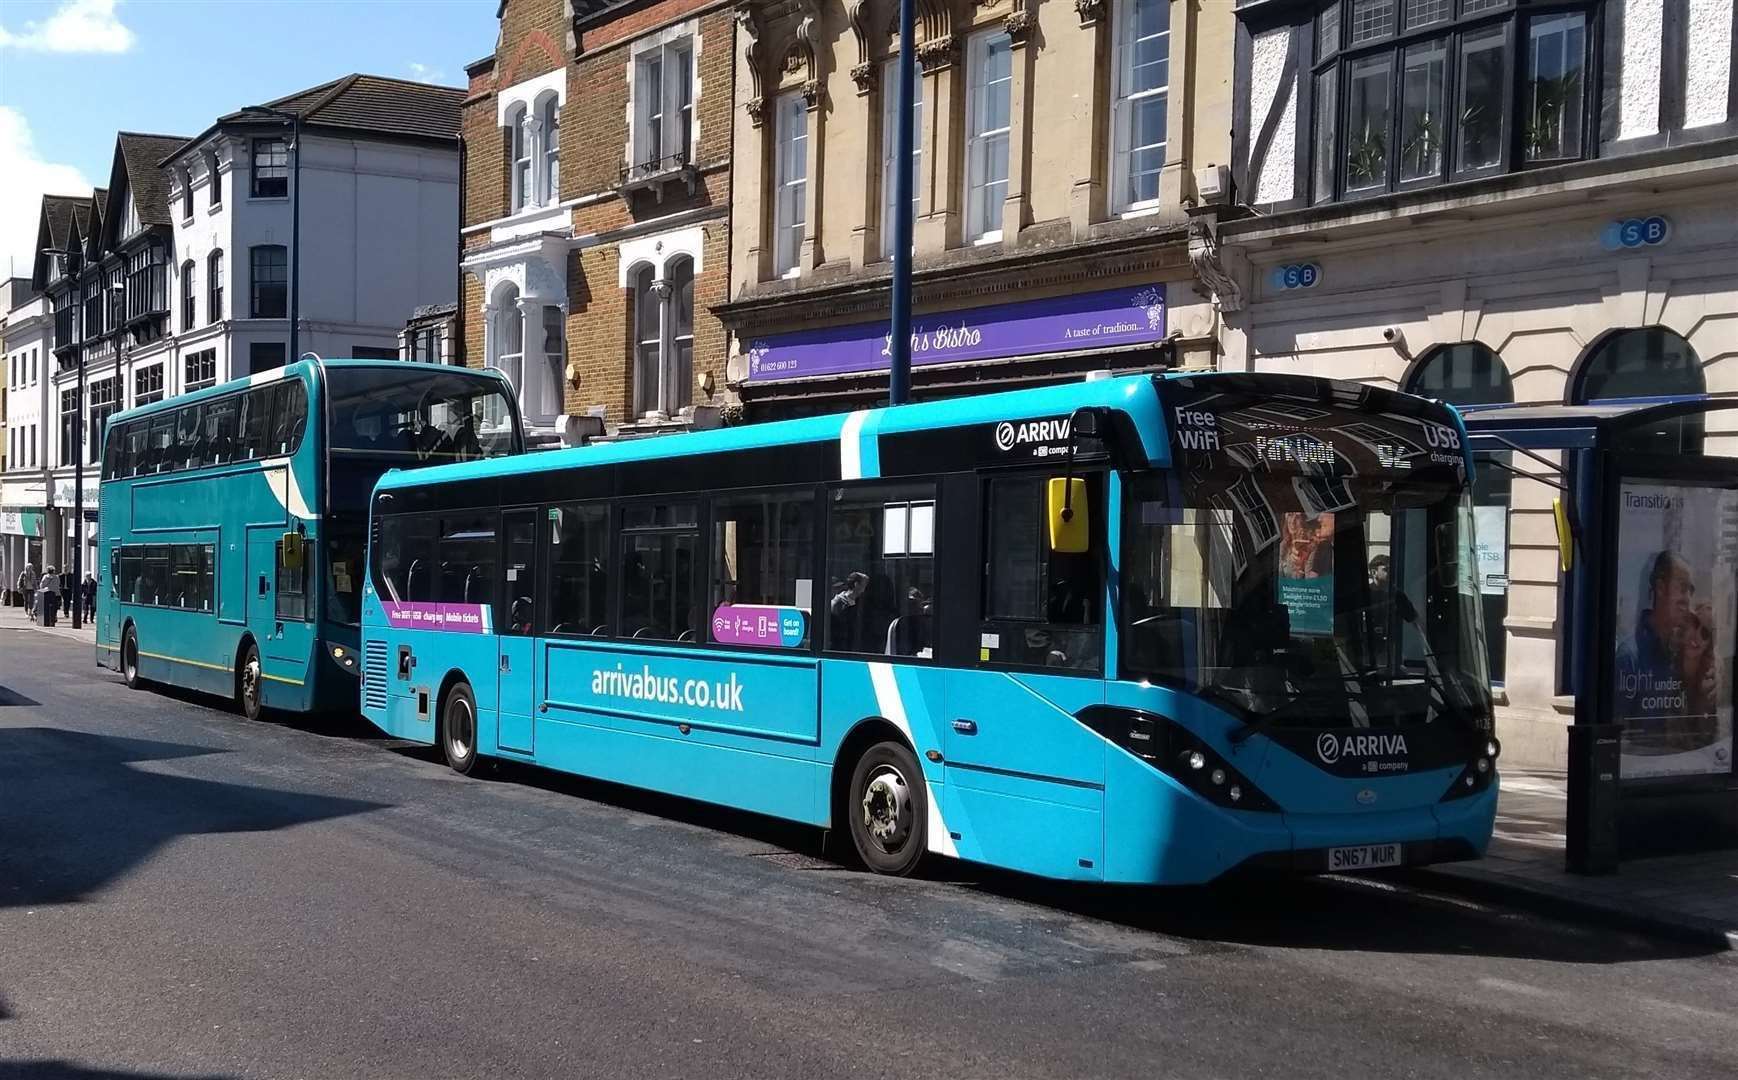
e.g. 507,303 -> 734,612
712,604 -> 807,648
744,284 -> 1166,383
382,601 -> 493,634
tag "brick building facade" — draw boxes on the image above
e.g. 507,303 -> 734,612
460,0 -> 736,441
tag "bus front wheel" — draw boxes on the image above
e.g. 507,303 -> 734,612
847,741 -> 927,876
237,641 -> 264,721
121,626 -> 142,690
440,682 -> 479,776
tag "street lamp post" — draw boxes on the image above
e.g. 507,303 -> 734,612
247,105 -> 302,365
887,0 -> 917,406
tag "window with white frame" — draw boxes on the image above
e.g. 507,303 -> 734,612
1112,0 -> 1170,213
773,94 -> 807,277
206,151 -> 221,206
509,106 -> 533,212
185,349 -> 217,392
631,257 -> 694,419
88,376 -> 118,463
493,283 -> 525,401
208,250 -> 224,323
526,305 -> 564,424
180,168 -> 194,220
633,37 -> 695,170
251,138 -> 288,198
134,364 -> 164,407
181,260 -> 196,331
881,60 -> 923,259
539,94 -> 560,203
965,32 -> 1013,243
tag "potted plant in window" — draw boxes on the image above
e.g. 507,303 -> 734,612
1346,121 -> 1388,190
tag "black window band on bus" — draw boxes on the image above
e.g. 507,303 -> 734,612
115,542 -> 216,613
102,378 -> 309,481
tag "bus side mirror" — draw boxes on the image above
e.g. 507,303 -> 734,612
1553,497 -> 1573,572
281,532 -> 305,571
1047,478 -> 1090,554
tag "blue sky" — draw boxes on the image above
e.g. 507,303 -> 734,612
0,0 -> 499,279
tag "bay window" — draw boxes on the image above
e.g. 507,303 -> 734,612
965,31 -> 1013,242
773,93 -> 807,277
1111,0 -> 1170,214
1305,0 -> 1594,204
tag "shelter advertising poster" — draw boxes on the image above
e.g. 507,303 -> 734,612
1611,481 -> 1738,780
1278,511 -> 1335,636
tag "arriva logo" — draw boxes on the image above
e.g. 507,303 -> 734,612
996,417 -> 1071,452
1317,732 -> 1409,764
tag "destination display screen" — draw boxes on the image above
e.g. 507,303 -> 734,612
1160,376 -> 1468,483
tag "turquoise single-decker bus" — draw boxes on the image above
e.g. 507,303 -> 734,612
360,372 -> 1500,884
97,358 -> 522,719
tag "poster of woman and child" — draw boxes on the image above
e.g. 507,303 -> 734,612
1612,481 -> 1738,780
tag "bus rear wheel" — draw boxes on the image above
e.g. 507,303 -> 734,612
440,682 -> 479,776
847,741 -> 927,876
121,626 -> 142,690
237,642 -> 264,721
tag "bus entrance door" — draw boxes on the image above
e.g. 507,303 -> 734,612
496,509 -> 539,755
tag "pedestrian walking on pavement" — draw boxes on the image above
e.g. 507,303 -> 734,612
82,573 -> 98,625
20,563 -> 39,621
39,565 -> 61,627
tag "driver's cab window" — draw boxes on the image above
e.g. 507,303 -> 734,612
981,473 -> 1103,671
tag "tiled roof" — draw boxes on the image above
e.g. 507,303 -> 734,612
218,73 -> 463,142
115,133 -> 191,227
40,195 -> 86,251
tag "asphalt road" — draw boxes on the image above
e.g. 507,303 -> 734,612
2,628 -> 1735,1080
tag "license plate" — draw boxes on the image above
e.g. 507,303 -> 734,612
1328,843 -> 1402,871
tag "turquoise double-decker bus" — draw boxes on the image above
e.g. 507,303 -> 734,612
360,372 -> 1500,884
97,358 -> 521,719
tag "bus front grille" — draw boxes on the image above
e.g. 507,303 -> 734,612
363,640 -> 388,712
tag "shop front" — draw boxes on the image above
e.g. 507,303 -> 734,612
0,506 -> 46,606
726,278 -> 1192,421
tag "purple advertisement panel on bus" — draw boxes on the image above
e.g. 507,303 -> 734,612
382,602 -> 493,634
742,284 -> 1167,382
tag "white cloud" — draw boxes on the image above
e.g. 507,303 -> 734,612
0,106 -> 92,280
0,0 -> 136,54
406,62 -> 445,85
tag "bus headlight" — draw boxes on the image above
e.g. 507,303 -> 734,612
330,645 -> 356,669
1076,705 -> 1280,813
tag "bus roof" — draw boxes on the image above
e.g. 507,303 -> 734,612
106,357 -> 509,427
377,373 -> 1193,495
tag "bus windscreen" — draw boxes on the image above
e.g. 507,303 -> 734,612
325,367 -> 517,464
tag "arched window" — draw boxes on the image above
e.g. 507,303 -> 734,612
630,258 -> 695,420
1571,327 -> 1704,404
181,260 -> 196,331
538,94 -> 560,205
1406,341 -> 1513,408
207,250 -> 224,323
1405,341 -> 1514,685
509,106 -> 532,211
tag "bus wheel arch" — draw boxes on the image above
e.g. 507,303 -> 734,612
435,671 -> 479,776
832,718 -> 928,876
234,636 -> 264,721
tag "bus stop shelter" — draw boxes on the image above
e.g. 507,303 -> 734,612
1462,398 -> 1738,872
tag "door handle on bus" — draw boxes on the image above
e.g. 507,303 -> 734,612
500,654 -> 510,673
952,719 -> 978,735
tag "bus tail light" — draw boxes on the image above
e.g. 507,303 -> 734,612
1077,705 -> 1279,812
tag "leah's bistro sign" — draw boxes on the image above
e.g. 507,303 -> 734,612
744,284 -> 1167,382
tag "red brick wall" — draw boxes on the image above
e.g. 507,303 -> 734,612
463,0 -> 734,426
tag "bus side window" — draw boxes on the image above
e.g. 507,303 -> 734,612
178,403 -> 206,471
547,503 -> 611,636
206,397 -> 240,464
274,380 -> 307,456
619,502 -> 701,642
240,386 -> 276,460
147,415 -> 176,474
123,421 -> 149,479
710,489 -> 816,648
824,483 -> 937,659
437,515 -> 496,607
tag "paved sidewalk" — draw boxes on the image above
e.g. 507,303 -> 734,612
1417,769 -> 1738,950
0,602 -> 97,644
